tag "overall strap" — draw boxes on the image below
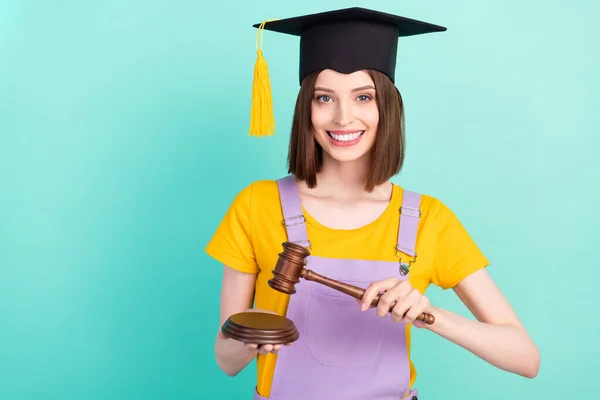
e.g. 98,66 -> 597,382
276,175 -> 311,248
396,189 -> 421,275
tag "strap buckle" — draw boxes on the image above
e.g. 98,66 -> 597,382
283,214 -> 306,227
396,246 -> 417,276
400,205 -> 421,218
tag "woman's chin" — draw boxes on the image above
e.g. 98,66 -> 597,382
322,146 -> 372,164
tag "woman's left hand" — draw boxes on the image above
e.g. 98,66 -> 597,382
359,278 -> 432,327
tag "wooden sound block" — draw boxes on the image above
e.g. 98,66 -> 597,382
221,312 -> 299,345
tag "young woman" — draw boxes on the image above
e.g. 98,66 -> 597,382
206,7 -> 539,400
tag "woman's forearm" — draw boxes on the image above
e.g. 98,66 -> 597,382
425,306 -> 540,378
214,335 -> 257,377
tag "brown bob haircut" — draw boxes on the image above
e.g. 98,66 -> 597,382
287,69 -> 405,192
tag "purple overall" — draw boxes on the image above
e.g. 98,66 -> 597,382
253,175 -> 421,400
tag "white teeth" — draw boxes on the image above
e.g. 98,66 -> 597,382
328,131 -> 364,141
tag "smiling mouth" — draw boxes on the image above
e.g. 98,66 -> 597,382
326,130 -> 365,142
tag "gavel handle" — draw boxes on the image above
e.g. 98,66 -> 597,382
301,268 -> 435,325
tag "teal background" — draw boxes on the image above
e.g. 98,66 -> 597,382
1,0 -> 598,399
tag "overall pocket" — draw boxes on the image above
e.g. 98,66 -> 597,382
305,289 -> 388,367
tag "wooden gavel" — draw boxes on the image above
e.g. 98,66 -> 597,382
268,241 -> 435,325
221,241 -> 435,345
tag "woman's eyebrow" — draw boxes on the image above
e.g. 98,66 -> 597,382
351,85 -> 376,92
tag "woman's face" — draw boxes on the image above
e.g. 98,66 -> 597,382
311,69 -> 379,163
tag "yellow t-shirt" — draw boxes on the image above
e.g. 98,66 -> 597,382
205,179 -> 489,397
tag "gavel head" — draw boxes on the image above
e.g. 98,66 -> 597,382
268,241 -> 311,295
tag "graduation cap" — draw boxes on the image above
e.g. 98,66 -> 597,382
249,7 -> 446,137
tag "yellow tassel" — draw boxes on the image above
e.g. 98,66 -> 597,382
249,21 -> 276,137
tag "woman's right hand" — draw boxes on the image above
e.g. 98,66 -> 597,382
215,266 -> 286,376
218,308 -> 289,355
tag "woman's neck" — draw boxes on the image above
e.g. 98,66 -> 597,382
308,153 -> 389,199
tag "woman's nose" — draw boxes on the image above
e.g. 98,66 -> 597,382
333,102 -> 355,126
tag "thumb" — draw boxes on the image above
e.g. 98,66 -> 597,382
218,331 -> 229,340
412,320 -> 428,329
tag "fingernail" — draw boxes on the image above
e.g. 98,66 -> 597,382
361,303 -> 367,311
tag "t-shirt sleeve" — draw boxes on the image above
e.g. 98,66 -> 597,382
205,183 -> 259,274
430,199 -> 490,289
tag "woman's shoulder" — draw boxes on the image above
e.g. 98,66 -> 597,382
227,178 -> 286,210
249,178 -> 281,194
391,183 -> 457,222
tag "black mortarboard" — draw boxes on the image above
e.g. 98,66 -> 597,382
248,7 -> 446,137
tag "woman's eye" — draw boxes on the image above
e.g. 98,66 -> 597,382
317,95 -> 332,102
357,95 -> 371,101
